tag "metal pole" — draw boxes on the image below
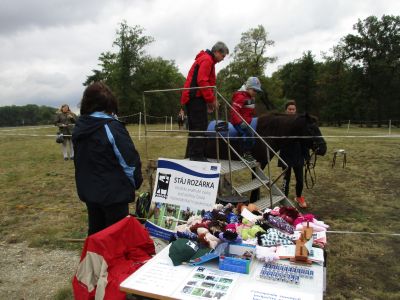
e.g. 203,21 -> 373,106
138,112 -> 142,140
346,120 -> 350,135
389,119 -> 392,135
143,94 -> 149,161
214,87 -> 220,163
224,103 -> 234,195
170,116 -> 173,130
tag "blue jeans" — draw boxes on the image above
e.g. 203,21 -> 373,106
234,123 -> 255,153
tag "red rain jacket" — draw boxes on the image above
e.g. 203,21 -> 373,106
230,91 -> 256,125
181,50 -> 216,105
72,216 -> 155,300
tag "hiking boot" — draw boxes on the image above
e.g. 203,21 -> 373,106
243,152 -> 256,163
296,196 -> 307,208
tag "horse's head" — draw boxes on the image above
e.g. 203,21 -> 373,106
298,113 -> 327,156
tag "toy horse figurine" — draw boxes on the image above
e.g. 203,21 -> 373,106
291,222 -> 313,264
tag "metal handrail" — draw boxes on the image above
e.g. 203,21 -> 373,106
215,91 -> 289,198
142,86 -> 290,208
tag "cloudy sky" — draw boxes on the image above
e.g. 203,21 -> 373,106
0,0 -> 398,111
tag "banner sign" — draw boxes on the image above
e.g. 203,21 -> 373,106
145,158 -> 221,238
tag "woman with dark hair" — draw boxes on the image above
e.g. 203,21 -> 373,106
55,104 -> 76,160
278,100 -> 310,208
72,82 -> 143,235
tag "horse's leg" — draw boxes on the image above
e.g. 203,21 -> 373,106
249,169 -> 260,203
249,161 -> 267,203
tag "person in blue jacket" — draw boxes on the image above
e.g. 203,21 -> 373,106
72,82 -> 143,235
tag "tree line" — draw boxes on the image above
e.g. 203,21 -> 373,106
1,15 -> 399,127
0,105 -> 57,127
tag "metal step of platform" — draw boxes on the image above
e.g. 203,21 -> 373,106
208,159 -> 257,174
254,195 -> 287,210
234,178 -> 269,194
210,158 -> 292,210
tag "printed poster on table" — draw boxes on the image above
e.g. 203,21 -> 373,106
172,266 -> 239,300
145,158 -> 221,240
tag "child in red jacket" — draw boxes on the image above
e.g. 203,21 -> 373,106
230,77 -> 262,162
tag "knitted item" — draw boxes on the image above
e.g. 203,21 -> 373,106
257,228 -> 295,247
265,214 -> 295,234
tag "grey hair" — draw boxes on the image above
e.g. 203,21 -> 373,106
211,41 -> 229,55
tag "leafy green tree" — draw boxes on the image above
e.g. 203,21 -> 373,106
84,21 -> 185,119
274,51 -> 318,114
84,21 -> 154,115
218,25 -> 277,102
315,57 -> 365,125
336,15 -> 400,124
135,57 -> 185,120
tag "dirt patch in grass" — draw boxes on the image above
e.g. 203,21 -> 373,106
0,241 -> 79,299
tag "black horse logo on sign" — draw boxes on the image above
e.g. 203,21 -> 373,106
155,173 -> 171,199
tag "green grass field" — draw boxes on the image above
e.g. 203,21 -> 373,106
0,124 -> 399,299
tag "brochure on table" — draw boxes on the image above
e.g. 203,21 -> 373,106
173,266 -> 239,300
145,158 -> 221,240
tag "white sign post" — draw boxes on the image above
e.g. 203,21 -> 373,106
145,158 -> 221,240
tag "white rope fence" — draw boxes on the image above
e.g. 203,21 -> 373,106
1,132 -> 399,139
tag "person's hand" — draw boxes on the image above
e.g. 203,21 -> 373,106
240,122 -> 248,129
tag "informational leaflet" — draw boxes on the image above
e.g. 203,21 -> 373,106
120,258 -> 192,296
145,158 -> 221,238
246,289 -> 317,300
172,266 -> 239,300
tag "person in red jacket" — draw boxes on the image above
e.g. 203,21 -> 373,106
230,77 -> 262,162
181,41 -> 229,161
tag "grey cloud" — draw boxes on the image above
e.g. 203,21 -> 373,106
0,0 -> 129,35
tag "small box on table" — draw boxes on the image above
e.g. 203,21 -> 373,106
219,243 -> 255,274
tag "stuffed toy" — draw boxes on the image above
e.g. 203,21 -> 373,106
189,221 -> 210,233
218,230 -> 242,243
211,209 -> 227,222
279,206 -> 300,225
207,220 -> 225,237
226,212 -> 239,224
197,227 -> 220,249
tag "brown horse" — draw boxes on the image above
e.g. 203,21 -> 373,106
205,113 -> 327,201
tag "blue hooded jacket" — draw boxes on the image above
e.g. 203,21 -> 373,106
72,112 -> 143,206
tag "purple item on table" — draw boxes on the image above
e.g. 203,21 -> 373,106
266,214 -> 294,234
